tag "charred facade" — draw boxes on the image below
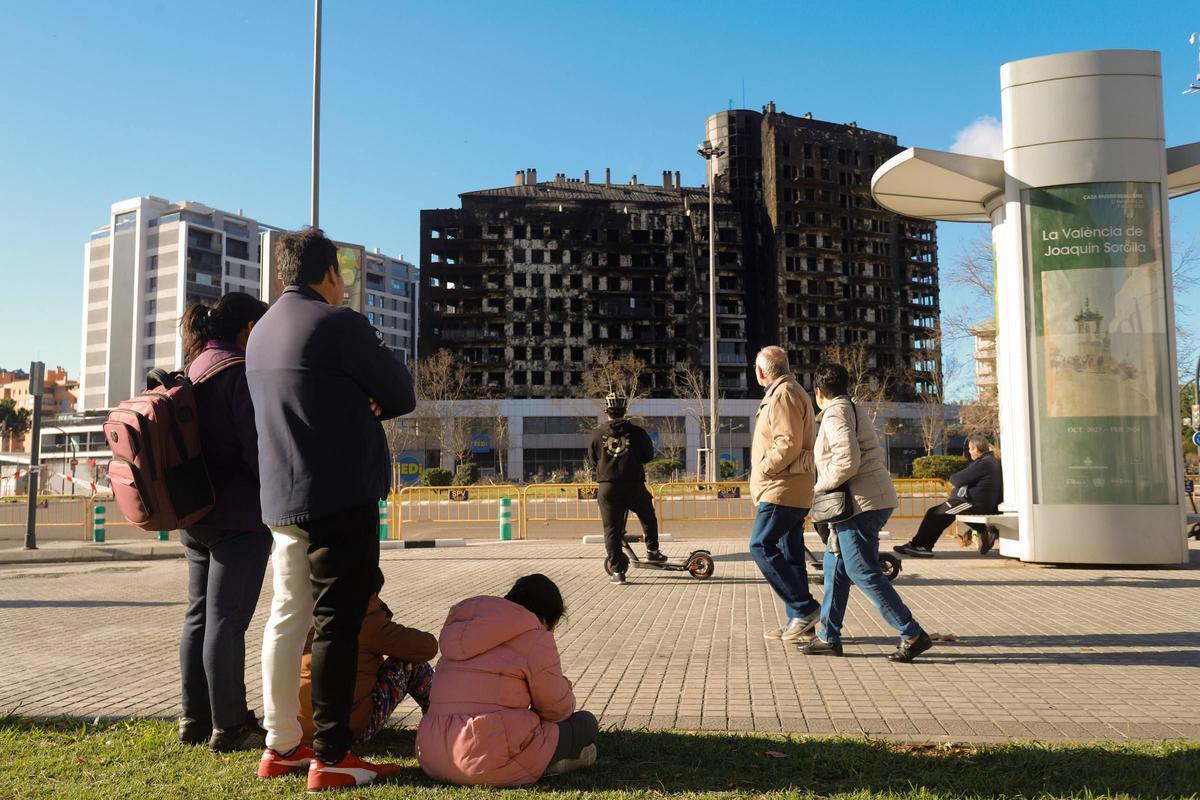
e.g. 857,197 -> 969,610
420,170 -> 748,398
706,104 -> 940,400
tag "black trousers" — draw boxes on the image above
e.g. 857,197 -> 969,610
179,527 -> 270,731
300,502 -> 381,763
598,482 -> 659,573
911,499 -> 984,549
550,710 -> 599,762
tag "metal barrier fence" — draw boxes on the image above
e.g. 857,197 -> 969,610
391,484 -> 523,540
891,479 -> 954,518
521,483 -> 605,539
388,477 -> 956,540
655,481 -> 755,525
0,495 -> 96,541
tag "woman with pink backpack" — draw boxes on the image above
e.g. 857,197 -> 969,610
175,292 -> 270,752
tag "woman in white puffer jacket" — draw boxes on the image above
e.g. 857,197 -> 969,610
800,362 -> 933,663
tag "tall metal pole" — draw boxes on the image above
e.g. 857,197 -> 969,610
707,157 -> 718,482
24,361 -> 45,550
310,0 -> 322,228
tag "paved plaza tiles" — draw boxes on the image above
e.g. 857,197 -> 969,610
1,540 -> 1198,743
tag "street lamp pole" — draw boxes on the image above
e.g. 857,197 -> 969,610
310,0 -> 322,228
697,140 -> 724,481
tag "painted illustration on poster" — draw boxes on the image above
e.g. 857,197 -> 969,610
1024,181 -> 1174,505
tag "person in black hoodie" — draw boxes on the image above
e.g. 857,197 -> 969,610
894,437 -> 1003,558
586,394 -> 665,585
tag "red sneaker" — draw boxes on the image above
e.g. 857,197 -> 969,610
307,752 -> 402,792
257,744 -> 315,779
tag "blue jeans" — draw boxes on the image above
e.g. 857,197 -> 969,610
749,502 -> 819,619
818,508 -> 923,643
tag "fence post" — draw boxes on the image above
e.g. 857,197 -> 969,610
392,489 -> 401,541
378,498 -> 389,540
92,502 -> 106,543
498,496 -> 512,541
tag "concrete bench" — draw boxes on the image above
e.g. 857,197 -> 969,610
958,513 -> 1020,557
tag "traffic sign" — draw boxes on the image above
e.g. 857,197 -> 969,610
1193,431 -> 1200,448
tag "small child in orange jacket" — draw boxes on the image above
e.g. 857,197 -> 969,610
297,593 -> 437,745
416,574 -> 598,787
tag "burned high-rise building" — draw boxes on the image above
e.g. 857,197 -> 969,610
420,169 -> 748,398
705,104 -> 940,400
422,107 -> 939,402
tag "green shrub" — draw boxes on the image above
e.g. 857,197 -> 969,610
453,462 -> 480,486
911,455 -> 967,480
420,467 -> 453,486
719,459 -> 740,480
645,459 -> 683,481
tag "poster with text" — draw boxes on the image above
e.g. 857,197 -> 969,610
1024,182 -> 1175,505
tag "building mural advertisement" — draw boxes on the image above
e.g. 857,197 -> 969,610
336,244 -> 364,312
1024,181 -> 1175,505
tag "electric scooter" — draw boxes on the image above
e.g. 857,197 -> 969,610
601,511 -> 715,580
806,522 -> 902,581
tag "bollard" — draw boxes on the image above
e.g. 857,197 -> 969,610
378,498 -> 389,541
498,497 -> 512,541
157,530 -> 169,542
92,503 -> 106,543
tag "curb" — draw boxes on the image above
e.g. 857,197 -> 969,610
380,539 -> 466,550
0,543 -> 184,565
580,533 -> 675,544
579,531 -> 891,544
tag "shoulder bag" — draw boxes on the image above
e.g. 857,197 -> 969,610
810,400 -> 859,525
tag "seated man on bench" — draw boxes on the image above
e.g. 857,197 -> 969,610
895,437 -> 1003,558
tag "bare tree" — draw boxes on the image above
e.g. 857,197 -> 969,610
414,348 -> 474,469
478,395 -> 510,482
673,360 -> 717,471
383,417 -> 421,462
822,340 -> 895,423
582,347 -> 647,402
914,351 -> 960,456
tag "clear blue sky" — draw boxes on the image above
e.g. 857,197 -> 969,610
2,0 -> 1198,398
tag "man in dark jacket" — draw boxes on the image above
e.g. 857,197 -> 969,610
586,393 -> 666,585
894,437 -> 1003,558
248,227 -> 415,792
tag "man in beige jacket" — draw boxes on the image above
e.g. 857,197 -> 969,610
748,346 -> 821,642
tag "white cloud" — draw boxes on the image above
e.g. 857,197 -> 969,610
949,115 -> 1003,159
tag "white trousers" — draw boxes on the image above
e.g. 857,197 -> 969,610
261,525 -> 314,753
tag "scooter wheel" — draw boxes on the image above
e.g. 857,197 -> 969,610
879,552 -> 902,581
603,558 -> 615,576
687,553 -> 714,580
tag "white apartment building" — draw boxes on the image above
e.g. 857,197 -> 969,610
81,197 -> 418,410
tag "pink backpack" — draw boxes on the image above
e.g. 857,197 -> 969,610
104,359 -> 243,531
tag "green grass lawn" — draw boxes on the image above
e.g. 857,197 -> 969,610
1,717 -> 1197,800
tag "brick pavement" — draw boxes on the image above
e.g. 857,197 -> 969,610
1,540 -> 1198,742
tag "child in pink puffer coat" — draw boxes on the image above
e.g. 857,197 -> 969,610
416,574 -> 598,787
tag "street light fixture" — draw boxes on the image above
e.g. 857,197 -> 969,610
697,139 -> 725,481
